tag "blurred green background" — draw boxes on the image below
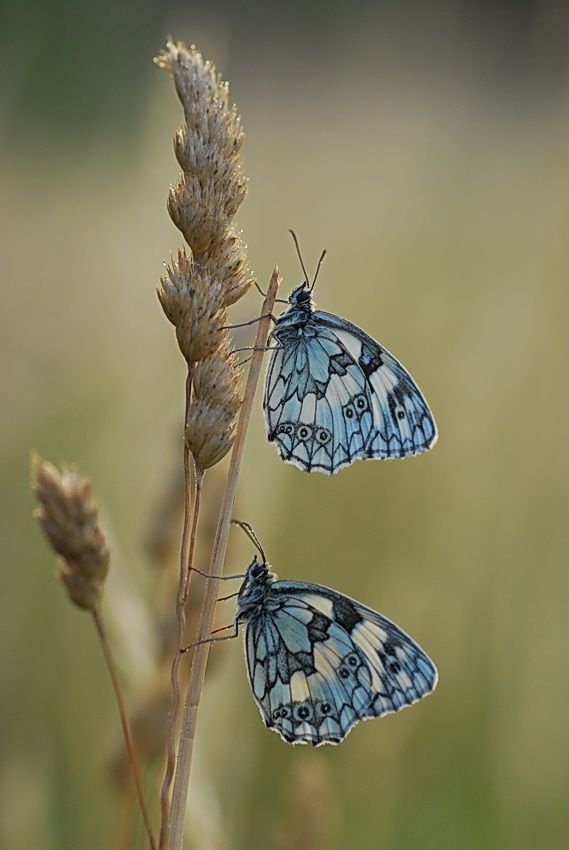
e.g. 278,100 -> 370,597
2,1 -> 568,848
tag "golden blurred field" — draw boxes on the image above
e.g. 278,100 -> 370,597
1,2 -> 568,848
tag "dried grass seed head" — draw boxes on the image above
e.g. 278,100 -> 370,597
157,248 -> 228,362
195,228 -> 253,307
167,174 -> 246,257
31,455 -> 110,610
185,340 -> 242,469
156,42 -> 223,121
156,41 -> 248,257
156,42 -> 243,154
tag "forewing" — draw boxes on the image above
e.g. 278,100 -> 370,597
244,581 -> 437,745
335,591 -> 439,718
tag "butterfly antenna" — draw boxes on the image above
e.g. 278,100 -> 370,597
289,229 -> 310,287
310,248 -> 327,292
289,230 -> 327,293
231,519 -> 267,562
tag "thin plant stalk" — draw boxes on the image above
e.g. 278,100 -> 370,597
159,462 -> 204,848
91,608 -> 157,850
31,458 -> 156,849
159,362 -> 201,847
166,268 -> 280,850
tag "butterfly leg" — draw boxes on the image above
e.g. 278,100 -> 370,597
222,314 -> 275,330
234,344 -> 282,353
254,280 -> 288,304
182,620 -> 240,652
217,590 -> 241,602
190,566 -> 246,580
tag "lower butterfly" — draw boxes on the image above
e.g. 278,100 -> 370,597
215,524 -> 438,746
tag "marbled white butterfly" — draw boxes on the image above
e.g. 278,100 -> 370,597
223,524 -> 438,746
264,235 -> 437,473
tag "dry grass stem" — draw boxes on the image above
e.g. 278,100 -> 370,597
31,456 -> 156,850
159,449 -> 204,850
92,609 -> 157,850
167,268 -> 280,850
155,40 -> 257,848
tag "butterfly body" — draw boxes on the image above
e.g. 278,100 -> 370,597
264,285 -> 437,473
234,557 -> 438,745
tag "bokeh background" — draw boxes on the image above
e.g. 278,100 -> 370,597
2,1 -> 568,848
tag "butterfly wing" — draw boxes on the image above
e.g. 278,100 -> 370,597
243,580 -> 437,745
264,312 -> 437,473
264,325 -> 377,473
318,312 -> 438,461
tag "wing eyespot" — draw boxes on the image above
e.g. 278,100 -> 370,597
315,428 -> 331,445
343,395 -> 369,424
296,424 -> 313,441
294,703 -> 313,722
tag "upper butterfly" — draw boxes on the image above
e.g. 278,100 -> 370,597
233,548 -> 438,746
263,250 -> 437,473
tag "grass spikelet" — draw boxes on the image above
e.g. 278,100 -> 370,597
156,42 -> 248,256
185,339 -> 242,470
201,227 -> 252,308
31,454 -> 109,610
156,40 -> 253,343
157,247 -> 227,363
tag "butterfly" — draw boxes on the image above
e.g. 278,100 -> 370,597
223,525 -> 438,746
263,236 -> 437,473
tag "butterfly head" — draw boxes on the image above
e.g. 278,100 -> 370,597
271,283 -> 315,336
236,556 -> 277,620
246,555 -> 276,585
288,283 -> 314,312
